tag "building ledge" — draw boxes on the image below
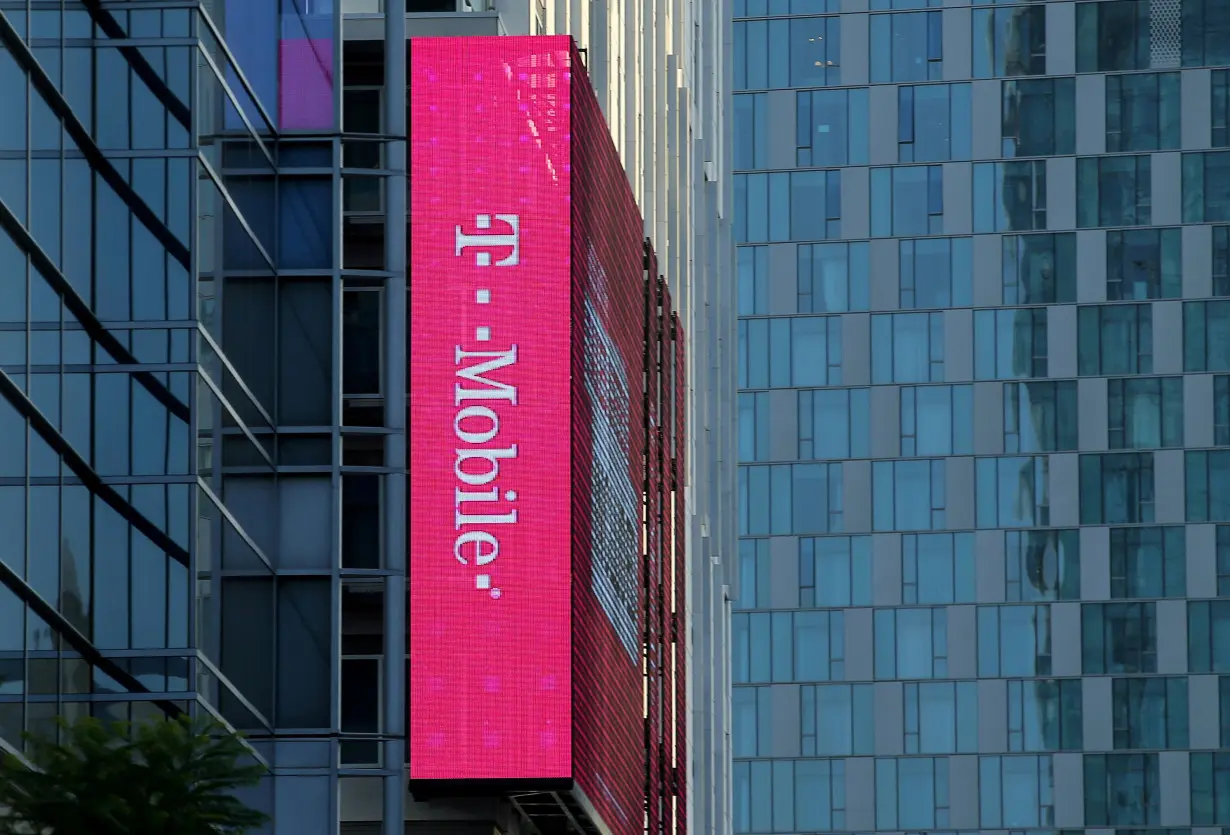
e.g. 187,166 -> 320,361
343,11 -> 505,41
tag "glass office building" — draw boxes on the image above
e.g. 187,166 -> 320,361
734,0 -> 1230,831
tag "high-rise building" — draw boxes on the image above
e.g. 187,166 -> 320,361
0,3 -> 735,835
734,0 -> 1230,830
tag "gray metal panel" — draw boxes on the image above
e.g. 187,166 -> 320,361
769,536 -> 800,610
1049,453 -> 1080,528
768,389 -> 798,461
771,684 -> 802,758
842,0 -> 869,11
1050,602 -> 1082,676
1074,72 -> 1106,156
1189,675 -> 1221,751
943,8 -> 972,81
1154,449 -> 1186,524
972,232 -> 1002,306
973,381 -> 1005,456
948,755 -> 980,829
768,243 -> 798,315
767,90 -> 797,172
844,458 -> 872,533
873,681 -> 904,756
870,384 -> 901,458
971,80 -> 1002,160
869,85 -> 899,166
1053,753 -> 1085,828
942,162 -> 972,235
1185,373 -> 1214,450
844,757 -> 876,831
1152,152 -> 1182,226
1157,598 -> 1190,674
1078,376 -> 1109,451
843,312 -> 872,385
872,532 -> 903,606
1047,156 -> 1077,231
976,529 -> 1006,603
1045,1 -> 1076,75
1076,230 -> 1108,303
842,167 -> 871,240
944,308 -> 973,382
1047,303 -> 1078,378
1079,525 -> 1111,601
947,604 -> 977,679
977,678 -> 1007,752
1153,300 -> 1184,374
1188,524 -> 1218,600
945,455 -> 975,530
1183,224 -> 1214,299
843,14 -> 870,85
869,238 -> 900,311
1182,69 -> 1213,151
1160,751 -> 1192,826
844,607 -> 875,682
1082,675 -> 1113,751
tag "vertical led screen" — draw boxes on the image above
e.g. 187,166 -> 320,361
409,36 -> 574,782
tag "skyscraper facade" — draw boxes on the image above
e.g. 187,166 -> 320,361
0,2 -> 734,835
734,0 -> 1230,830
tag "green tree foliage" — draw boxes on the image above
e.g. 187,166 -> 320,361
0,713 -> 269,835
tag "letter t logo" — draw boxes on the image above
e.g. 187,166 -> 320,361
455,214 -> 521,267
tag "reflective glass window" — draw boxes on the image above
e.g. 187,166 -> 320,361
738,316 -> 842,389
737,539 -> 771,609
1080,452 -> 1156,524
902,532 -> 975,604
1106,72 -> 1181,152
1182,151 -> 1230,223
1004,380 -> 1077,452
874,607 -> 948,679
871,312 -> 944,383
977,455 -> 1050,528
980,755 -> 1055,828
1076,0 -> 1152,72
798,242 -> 870,312
974,161 -> 1047,232
732,759 -> 846,833
734,93 -> 770,170
801,683 -> 874,755
738,246 -> 770,315
1077,155 -> 1152,227
1192,753 -> 1230,825
1185,300 -> 1230,371
1112,677 -> 1189,749
1002,232 -> 1077,304
1215,70 -> 1230,147
873,459 -> 946,531
875,757 -> 950,829
732,610 -> 846,684
871,165 -> 944,237
735,0 -> 842,14
1107,228 -> 1182,299
871,11 -> 943,83
734,16 -> 842,90
1218,375 -> 1230,444
797,89 -> 869,167
1182,0 -> 1230,67
978,604 -> 1053,677
904,681 -> 977,754
973,6 -> 1047,78
1108,377 -> 1184,449
899,237 -> 971,309
1109,527 -> 1186,598
1002,77 -> 1075,157
1006,530 -> 1081,601
1215,226 -> 1230,296
738,463 -> 844,535
740,391 -> 771,462
975,308 -> 1048,380
799,388 -> 870,459
799,535 -> 872,607
899,83 -> 971,162
1008,679 -> 1083,752
1078,304 -> 1153,376
1082,602 -> 1157,674
1190,600 -> 1230,673
1085,753 -> 1160,826
732,685 -> 770,756
1187,449 -> 1230,522
900,384 -> 973,456
735,170 -> 842,243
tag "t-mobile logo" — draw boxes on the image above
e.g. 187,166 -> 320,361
455,214 -> 521,267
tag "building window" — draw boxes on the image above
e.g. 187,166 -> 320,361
1076,0 -> 1152,72
873,459 -> 947,531
1006,530 -> 1081,602
1083,602 -> 1157,674
1109,527 -> 1187,598
733,15 -> 841,90
734,170 -> 842,243
1182,0 -> 1230,68
899,237 -> 971,309
1077,155 -> 1152,227
1215,226 -> 1230,295
739,391 -> 770,462
1187,450 -> 1230,522
1222,677 -> 1230,746
799,535 -> 872,607
899,83 -> 971,162
973,6 -> 1047,78
732,610 -> 845,684
1080,452 -> 1155,525
876,757 -> 950,829
798,241 -> 869,313
737,539 -> 771,610
1112,677 -> 1189,750
1218,527 -> 1230,595
735,0 -> 842,14
797,89 -> 869,167
1078,304 -> 1153,376
1220,376 -> 1230,445
739,315 -> 842,389
978,604 -> 1053,677
1107,228 -> 1182,300
872,312 -> 944,383
732,759 -> 846,834
738,246 -> 769,315
732,685 -> 770,757
900,384 -> 973,457
1008,679 -> 1083,752
801,683 -> 874,755
1004,381 -> 1078,452
799,388 -> 870,460
1185,300 -> 1230,371
905,681 -> 978,754
974,308 -> 1048,380
871,11 -> 943,83
739,462 -> 843,536
1191,600 -> 1230,673
1193,753 -> 1230,826
902,532 -> 975,604
1106,72 -> 1181,152
1107,376 -> 1184,449
977,455 -> 1050,529
1002,232 -> 1076,304
1215,70 -> 1230,147
871,164 -> 944,237
1002,77 -> 1075,157
975,160 -> 1047,232
874,607 -> 948,679
734,93 -> 769,170
979,754 -> 1054,828
1182,151 -> 1230,223
1085,753 -> 1160,826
